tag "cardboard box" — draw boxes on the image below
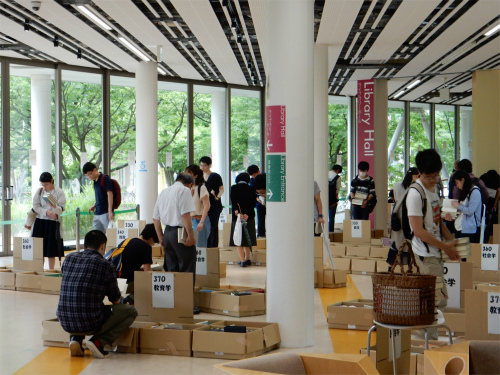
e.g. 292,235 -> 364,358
443,261 -> 473,308
210,291 -> 266,317
330,245 -> 346,257
493,224 -> 499,245
41,319 -> 70,347
15,271 -> 43,292
228,321 -> 280,353
219,249 -> 241,264
437,308 -> 465,336
351,259 -> 376,275
41,272 -> 62,295
370,247 -> 390,259
343,220 -> 371,245
372,229 -> 385,239
219,262 -> 226,278
192,324 -> 264,360
323,268 -> 348,288
139,323 -> 202,356
346,246 -> 371,258
330,232 -> 344,243
117,219 -> 146,233
371,238 -> 383,246
327,300 -> 374,330
314,257 -> 324,272
470,243 -> 500,270
314,237 -> 323,258
151,245 -> 163,258
376,327 -> 411,375
252,250 -> 266,266
472,268 -> 500,283
332,257 -> 351,272
222,222 -> 232,247
105,228 -> 139,248
0,269 -> 16,290
376,260 -> 390,273
475,282 -> 500,292
195,247 -> 220,288
13,237 -> 44,273
194,288 -> 224,312
134,271 -> 193,322
465,289 -> 500,341
423,341 -> 469,375
255,238 -> 266,249
114,321 -> 152,354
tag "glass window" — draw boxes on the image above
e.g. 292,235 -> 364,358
230,89 -> 261,181
434,104 -> 456,193
61,70 -> 103,241
158,81 -> 188,190
459,106 -> 472,161
409,103 -> 431,165
328,96 -> 349,200
388,101 -> 405,189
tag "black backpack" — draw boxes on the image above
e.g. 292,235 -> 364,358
328,175 -> 340,205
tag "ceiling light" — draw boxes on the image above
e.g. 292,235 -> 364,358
77,5 -> 112,31
157,67 -> 167,75
406,80 -> 421,89
393,90 -> 405,98
77,49 -> 82,59
24,18 -> 30,32
485,23 -> 500,36
118,37 -> 150,61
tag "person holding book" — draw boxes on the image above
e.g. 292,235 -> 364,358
32,172 -> 66,270
349,161 -> 375,220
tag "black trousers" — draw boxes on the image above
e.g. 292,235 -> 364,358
256,204 -> 266,237
162,226 -> 196,285
207,206 -> 222,248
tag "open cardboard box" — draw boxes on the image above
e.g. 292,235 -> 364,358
228,321 -> 281,353
41,272 -> 63,295
210,291 -> 266,317
327,300 -> 374,330
323,268 -> 347,288
214,353 -> 379,375
0,269 -> 16,290
15,271 -> 43,293
139,323 -> 204,356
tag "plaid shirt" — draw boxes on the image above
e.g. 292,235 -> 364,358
56,249 -> 121,333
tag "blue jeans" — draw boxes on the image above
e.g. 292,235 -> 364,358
352,205 -> 370,220
192,218 -> 211,248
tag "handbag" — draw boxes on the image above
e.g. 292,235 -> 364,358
24,209 -> 37,230
233,215 -> 243,246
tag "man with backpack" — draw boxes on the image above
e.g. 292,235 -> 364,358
407,149 -> 459,339
328,164 -> 342,232
83,162 -> 116,233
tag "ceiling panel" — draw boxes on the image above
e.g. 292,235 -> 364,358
399,75 -> 459,101
453,97 -> 473,105
317,0 -> 363,73
94,0 -> 203,80
248,0 -> 267,70
340,69 -> 379,96
363,0 -> 440,61
171,0 -> 247,85
445,38 -> 500,76
0,50 -> 30,59
15,0 -> 138,72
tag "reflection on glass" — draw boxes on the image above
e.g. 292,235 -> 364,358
409,103 -> 431,165
388,101 -> 405,189
434,104 -> 455,184
328,96 -> 349,199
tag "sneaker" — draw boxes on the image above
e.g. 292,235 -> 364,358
69,336 -> 84,357
240,262 -> 247,268
245,259 -> 252,266
193,306 -> 200,315
87,337 -> 109,359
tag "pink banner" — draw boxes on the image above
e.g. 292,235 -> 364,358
357,79 -> 375,170
265,105 -> 286,153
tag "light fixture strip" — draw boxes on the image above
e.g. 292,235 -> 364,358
485,23 -> 500,36
419,0 -> 468,45
118,37 -> 150,61
393,90 -> 405,98
406,80 -> 421,89
77,5 -> 112,31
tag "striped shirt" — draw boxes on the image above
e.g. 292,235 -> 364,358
56,249 -> 121,333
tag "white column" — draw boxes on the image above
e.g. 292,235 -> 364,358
136,61 -> 158,221
31,74 -> 52,196
460,108 -> 472,161
266,0 -> 314,348
211,91 -> 229,208
314,44 -> 329,234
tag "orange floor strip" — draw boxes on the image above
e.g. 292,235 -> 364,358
13,347 -> 94,375
319,275 -> 376,354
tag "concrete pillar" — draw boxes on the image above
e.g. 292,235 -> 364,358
373,79 -> 388,231
31,74 -> 52,196
459,108 -> 472,161
313,44 -> 329,235
266,0 -> 314,347
211,91 -> 229,208
136,61 -> 158,221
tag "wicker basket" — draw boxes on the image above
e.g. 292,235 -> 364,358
372,241 -> 436,326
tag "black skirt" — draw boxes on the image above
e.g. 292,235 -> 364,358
229,216 -> 257,247
32,218 -> 62,258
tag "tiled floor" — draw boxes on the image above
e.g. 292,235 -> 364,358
1,256 -> 372,375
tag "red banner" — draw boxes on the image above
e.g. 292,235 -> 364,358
357,79 -> 375,169
265,105 -> 286,153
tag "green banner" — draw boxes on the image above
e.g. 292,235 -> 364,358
266,154 -> 286,202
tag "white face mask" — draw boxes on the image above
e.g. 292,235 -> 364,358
359,171 -> 367,178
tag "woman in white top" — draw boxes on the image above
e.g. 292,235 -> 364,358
185,165 -> 211,247
31,172 -> 66,270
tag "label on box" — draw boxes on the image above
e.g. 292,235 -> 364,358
388,329 -> 402,361
215,352 -> 224,355
196,248 -> 207,276
117,229 -> 129,244
482,245 -> 499,271
348,324 -> 356,329
362,271 -> 367,275
21,237 -> 34,261
488,292 -> 500,335
443,262 -> 461,308
228,261 -> 234,265
123,220 -> 139,229
151,272 -> 174,308
351,220 -> 362,238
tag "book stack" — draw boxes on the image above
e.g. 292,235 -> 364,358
43,194 -> 57,206
442,237 -> 471,261
351,192 -> 368,206
441,198 -> 459,219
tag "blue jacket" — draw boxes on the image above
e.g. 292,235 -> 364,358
458,187 -> 482,234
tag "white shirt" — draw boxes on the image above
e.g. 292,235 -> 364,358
406,180 -> 442,258
191,184 -> 210,216
33,186 -> 66,221
153,182 -> 195,227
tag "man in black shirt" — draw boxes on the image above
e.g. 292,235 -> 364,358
200,156 -> 224,247
350,161 -> 376,220
119,223 -> 158,304
247,165 -> 266,237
